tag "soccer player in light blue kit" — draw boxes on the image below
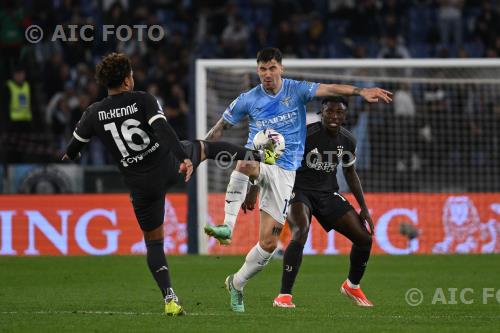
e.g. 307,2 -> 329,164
204,48 -> 392,312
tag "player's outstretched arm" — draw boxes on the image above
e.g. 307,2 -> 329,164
315,84 -> 392,103
205,117 -> 233,141
343,165 -> 374,234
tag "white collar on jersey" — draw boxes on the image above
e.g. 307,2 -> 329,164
259,79 -> 284,98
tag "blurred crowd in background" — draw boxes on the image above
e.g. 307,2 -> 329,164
0,0 -> 499,192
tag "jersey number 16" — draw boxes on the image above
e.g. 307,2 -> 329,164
104,119 -> 150,158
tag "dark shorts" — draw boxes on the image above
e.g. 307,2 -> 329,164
289,189 -> 354,232
129,140 -> 202,231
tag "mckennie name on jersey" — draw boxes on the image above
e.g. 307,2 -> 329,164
72,91 -> 171,173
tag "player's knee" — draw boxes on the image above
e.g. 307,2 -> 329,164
291,225 -> 309,245
356,234 -> 372,251
235,160 -> 258,175
143,224 -> 164,241
259,239 -> 278,253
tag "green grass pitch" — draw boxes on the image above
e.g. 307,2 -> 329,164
1,255 -> 499,332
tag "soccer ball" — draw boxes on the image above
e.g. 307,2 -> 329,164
252,129 -> 286,158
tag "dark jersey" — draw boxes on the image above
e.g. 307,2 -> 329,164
73,91 -> 171,176
293,122 -> 356,193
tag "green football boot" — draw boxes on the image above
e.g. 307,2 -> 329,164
204,224 -> 232,245
225,274 -> 244,313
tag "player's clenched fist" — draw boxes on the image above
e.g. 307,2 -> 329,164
179,159 -> 194,182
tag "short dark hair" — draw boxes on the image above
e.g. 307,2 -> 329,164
318,96 -> 349,114
321,96 -> 348,107
256,47 -> 283,64
95,53 -> 132,89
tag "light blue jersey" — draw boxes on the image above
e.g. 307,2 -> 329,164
223,78 -> 319,171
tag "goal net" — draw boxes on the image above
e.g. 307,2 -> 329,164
195,59 -> 500,255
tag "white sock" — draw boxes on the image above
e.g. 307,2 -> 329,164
223,170 -> 249,232
347,279 -> 360,289
233,243 -> 274,291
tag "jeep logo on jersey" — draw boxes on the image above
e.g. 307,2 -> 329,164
255,111 -> 297,129
307,160 -> 337,172
305,147 -> 347,172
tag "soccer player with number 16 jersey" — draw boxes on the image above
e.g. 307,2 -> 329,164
64,53 -> 273,316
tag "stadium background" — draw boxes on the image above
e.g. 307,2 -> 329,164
0,0 -> 499,256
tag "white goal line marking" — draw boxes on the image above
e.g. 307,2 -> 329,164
1,311 -> 499,320
0,310 -> 218,316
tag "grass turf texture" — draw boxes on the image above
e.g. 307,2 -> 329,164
0,255 -> 499,332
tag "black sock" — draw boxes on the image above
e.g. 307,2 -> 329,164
280,240 -> 304,294
145,239 -> 172,299
203,141 -> 261,162
347,244 -> 371,285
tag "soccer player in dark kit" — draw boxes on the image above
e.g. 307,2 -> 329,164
62,53 -> 274,316
274,96 -> 374,307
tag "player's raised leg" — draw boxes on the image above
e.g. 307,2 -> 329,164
179,140 -> 275,175
204,160 -> 260,245
333,210 -> 373,307
273,201 -> 311,308
198,140 -> 276,165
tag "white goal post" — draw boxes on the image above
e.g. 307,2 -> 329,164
195,58 -> 500,255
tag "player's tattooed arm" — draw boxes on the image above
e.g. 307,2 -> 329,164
316,83 -> 362,97
315,84 -> 392,103
352,87 -> 362,95
205,117 -> 233,141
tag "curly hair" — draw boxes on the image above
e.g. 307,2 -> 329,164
95,53 -> 131,89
